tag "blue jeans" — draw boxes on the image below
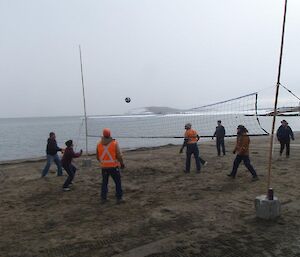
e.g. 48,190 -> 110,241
42,154 -> 63,177
101,168 -> 123,200
63,164 -> 76,188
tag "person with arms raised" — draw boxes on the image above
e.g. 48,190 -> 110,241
61,140 -> 82,191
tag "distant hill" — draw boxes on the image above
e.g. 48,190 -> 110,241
128,105 -> 300,116
128,106 -> 182,115
263,106 -> 300,116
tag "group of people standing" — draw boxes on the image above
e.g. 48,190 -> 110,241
41,119 -> 294,202
41,129 -> 125,203
179,121 -> 258,181
179,119 -> 294,181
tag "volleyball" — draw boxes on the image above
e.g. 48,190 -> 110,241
125,97 -> 131,103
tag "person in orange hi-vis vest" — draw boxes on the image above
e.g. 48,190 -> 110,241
97,128 -> 125,204
179,123 -> 207,173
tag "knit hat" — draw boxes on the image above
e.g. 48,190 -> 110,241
65,140 -> 73,147
237,125 -> 248,133
185,123 -> 192,129
103,128 -> 111,138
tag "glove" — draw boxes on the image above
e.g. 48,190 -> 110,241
211,137 -> 214,140
80,149 -> 83,154
233,150 -> 236,154
179,149 -> 183,154
120,163 -> 125,169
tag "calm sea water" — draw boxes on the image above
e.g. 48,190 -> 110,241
0,115 -> 299,162
0,116 -> 181,162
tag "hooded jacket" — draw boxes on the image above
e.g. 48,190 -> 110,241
233,133 -> 250,156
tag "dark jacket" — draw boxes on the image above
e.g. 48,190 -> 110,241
46,138 -> 62,156
213,125 -> 225,138
61,147 -> 82,167
276,125 -> 294,142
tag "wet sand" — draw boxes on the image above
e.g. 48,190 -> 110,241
1,134 -> 300,257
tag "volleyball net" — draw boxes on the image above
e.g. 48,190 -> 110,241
87,92 -> 268,140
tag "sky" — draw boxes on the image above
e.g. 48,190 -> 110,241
0,0 -> 299,118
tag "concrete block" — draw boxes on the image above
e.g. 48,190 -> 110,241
82,158 -> 92,167
255,195 -> 281,220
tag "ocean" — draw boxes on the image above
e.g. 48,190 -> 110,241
0,115 -> 299,162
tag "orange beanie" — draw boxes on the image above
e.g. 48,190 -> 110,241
103,128 -> 111,138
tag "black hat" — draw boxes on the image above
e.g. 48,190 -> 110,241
237,125 -> 248,133
65,140 -> 73,147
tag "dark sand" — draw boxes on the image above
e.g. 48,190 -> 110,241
1,134 -> 300,257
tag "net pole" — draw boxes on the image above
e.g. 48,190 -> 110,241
267,0 -> 288,192
79,45 -> 89,156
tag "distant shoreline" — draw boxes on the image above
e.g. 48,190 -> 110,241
1,132 -> 299,165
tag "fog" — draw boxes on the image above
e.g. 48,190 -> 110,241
0,0 -> 299,118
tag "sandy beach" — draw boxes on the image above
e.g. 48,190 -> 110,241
1,134 -> 300,257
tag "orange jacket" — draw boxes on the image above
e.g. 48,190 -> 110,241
234,134 -> 250,155
184,128 -> 199,144
97,139 -> 123,168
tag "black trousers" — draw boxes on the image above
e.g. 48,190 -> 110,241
216,137 -> 225,156
186,143 -> 205,172
62,164 -> 77,188
101,168 -> 123,200
279,140 -> 290,156
230,155 -> 257,178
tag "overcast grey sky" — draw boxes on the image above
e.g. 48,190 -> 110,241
0,0 -> 299,118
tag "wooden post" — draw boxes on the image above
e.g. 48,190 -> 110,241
267,0 -> 288,193
79,45 -> 89,156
